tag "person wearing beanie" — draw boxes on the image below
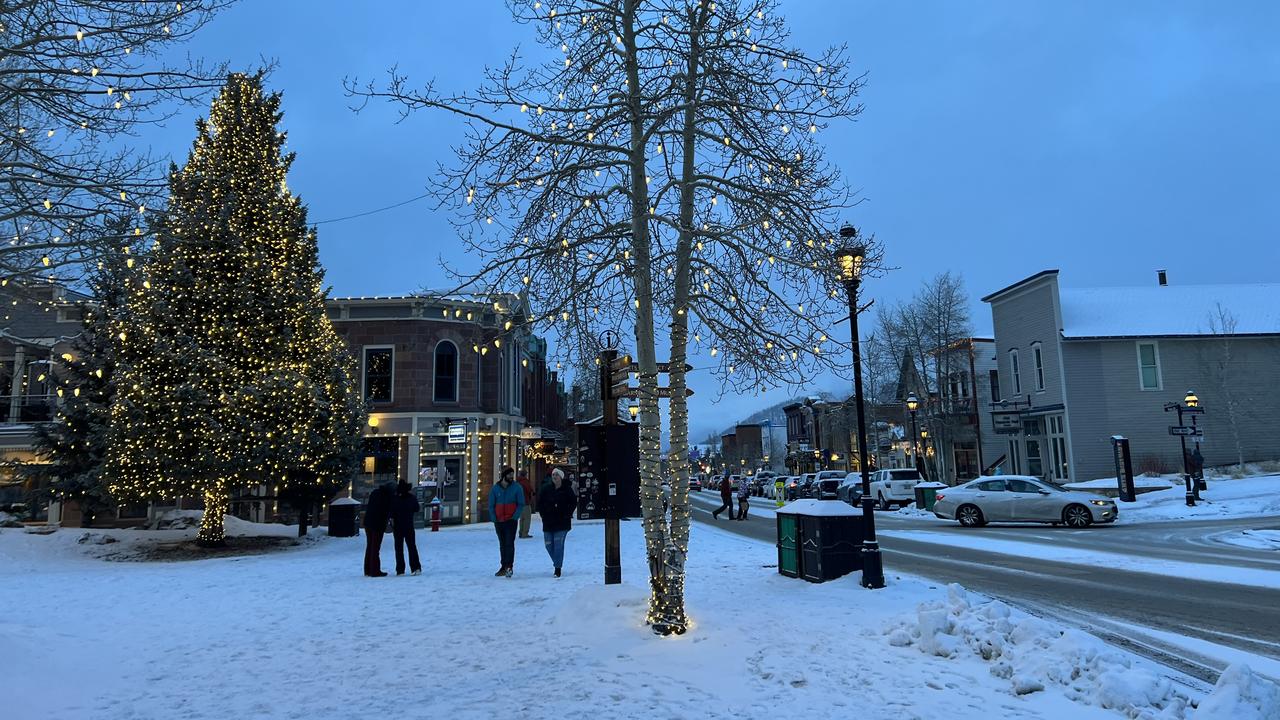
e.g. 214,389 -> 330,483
538,467 -> 577,577
489,467 -> 524,577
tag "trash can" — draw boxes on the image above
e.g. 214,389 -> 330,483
776,509 -> 801,578
328,497 -> 359,537
915,482 -> 948,511
779,500 -> 864,583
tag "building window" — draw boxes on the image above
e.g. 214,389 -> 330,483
989,369 -> 1001,403
1025,439 -> 1044,478
1009,349 -> 1021,395
1032,343 -> 1045,392
363,347 -> 393,402
434,341 -> 458,403
1137,342 -> 1161,390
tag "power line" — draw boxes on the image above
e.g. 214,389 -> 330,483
312,192 -> 430,225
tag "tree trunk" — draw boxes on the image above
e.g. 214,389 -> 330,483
621,0 -> 669,634
197,488 -> 227,547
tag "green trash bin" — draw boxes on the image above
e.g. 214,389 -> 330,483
915,482 -> 948,511
776,509 -> 801,578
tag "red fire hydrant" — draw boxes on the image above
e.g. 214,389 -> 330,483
430,497 -> 442,532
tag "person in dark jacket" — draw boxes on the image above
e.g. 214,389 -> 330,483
363,483 -> 394,577
391,481 -> 422,575
711,476 -> 733,520
489,467 -> 524,577
538,467 -> 577,577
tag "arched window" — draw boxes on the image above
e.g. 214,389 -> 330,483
434,341 -> 458,403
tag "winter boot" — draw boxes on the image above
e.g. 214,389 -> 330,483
555,567 -> 562,578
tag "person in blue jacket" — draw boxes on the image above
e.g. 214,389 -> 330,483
489,467 -> 524,578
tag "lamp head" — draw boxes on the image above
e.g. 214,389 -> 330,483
368,416 -> 380,432
1184,390 -> 1199,408
905,393 -> 919,412
835,236 -> 867,282
628,404 -> 639,419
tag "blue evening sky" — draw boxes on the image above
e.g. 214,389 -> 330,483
150,1 -> 1280,441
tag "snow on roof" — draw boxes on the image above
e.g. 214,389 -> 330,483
1059,284 -> 1280,339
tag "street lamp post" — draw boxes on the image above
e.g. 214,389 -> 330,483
905,393 -> 923,478
837,224 -> 885,589
1164,390 -> 1203,507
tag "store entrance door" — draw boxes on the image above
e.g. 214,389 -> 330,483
418,456 -> 464,524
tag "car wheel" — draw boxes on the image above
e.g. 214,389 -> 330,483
957,504 -> 985,527
1062,504 -> 1093,529
877,494 -> 891,511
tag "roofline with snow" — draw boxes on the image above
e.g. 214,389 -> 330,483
980,269 -> 1059,303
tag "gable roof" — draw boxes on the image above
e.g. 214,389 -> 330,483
1059,284 -> 1280,339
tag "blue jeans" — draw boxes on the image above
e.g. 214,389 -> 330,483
544,530 -> 569,569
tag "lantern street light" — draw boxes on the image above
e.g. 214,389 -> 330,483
1163,389 -> 1205,507
905,392 -> 923,477
836,223 -> 885,589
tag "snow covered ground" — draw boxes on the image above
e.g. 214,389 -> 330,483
1104,476 -> 1280,523
1,516 -> 1276,720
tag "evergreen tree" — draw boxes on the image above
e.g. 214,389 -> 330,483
105,73 -> 364,546
25,240 -> 135,527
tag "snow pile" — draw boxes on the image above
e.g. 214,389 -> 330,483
145,508 -> 297,537
0,511 -> 23,527
1193,663 -> 1280,720
888,584 -> 1192,719
1215,529 -> 1280,551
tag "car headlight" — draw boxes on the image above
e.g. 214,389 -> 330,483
1089,500 -> 1111,507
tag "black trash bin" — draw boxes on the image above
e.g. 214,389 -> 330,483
328,497 -> 359,537
777,500 -> 864,582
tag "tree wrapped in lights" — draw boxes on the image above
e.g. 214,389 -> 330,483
21,236 -> 135,527
0,1 -> 234,290
351,0 -> 870,634
105,73 -> 364,546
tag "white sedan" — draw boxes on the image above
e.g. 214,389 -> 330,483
932,475 -> 1117,528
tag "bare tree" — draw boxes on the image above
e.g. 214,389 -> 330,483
349,0 -> 869,634
1,1 -> 235,290
1202,303 -> 1247,468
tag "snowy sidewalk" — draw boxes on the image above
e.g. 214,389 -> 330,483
1,518 -> 1275,719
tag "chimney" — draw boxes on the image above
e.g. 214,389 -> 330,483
1157,269 -> 1168,287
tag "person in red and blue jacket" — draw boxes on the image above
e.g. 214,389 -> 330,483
489,467 -> 524,577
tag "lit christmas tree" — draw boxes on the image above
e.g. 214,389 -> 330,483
105,73 -> 364,546
25,238 -> 136,527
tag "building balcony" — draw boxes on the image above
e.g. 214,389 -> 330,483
0,394 -> 57,424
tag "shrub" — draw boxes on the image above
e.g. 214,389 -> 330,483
1136,455 -> 1172,477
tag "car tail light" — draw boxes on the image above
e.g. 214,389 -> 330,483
934,493 -> 945,501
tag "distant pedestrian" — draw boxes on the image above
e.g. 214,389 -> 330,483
661,480 -> 672,514
712,476 -> 733,519
517,472 -> 536,538
489,467 -> 524,578
362,483 -> 393,577
538,467 -> 578,577
391,481 -> 422,576
736,476 -> 751,520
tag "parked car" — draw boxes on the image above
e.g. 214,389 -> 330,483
813,470 -> 846,500
797,473 -> 818,498
837,474 -> 864,505
784,476 -> 804,500
689,476 -> 702,493
728,475 -> 741,492
932,475 -> 1117,528
867,468 -> 924,510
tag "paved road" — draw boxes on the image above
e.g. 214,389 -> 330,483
689,493 -> 1280,684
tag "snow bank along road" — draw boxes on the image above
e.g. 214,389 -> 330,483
690,493 -> 1280,685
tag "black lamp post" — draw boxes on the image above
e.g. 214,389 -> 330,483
1164,390 -> 1203,507
836,224 -> 885,589
905,392 -> 923,477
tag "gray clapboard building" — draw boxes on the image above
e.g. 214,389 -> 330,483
982,270 -> 1280,482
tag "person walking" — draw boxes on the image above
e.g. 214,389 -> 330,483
538,467 -> 577,577
517,471 -> 536,539
362,483 -> 393,577
391,481 -> 422,576
489,467 -> 524,578
712,475 -> 733,519
736,475 -> 751,520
